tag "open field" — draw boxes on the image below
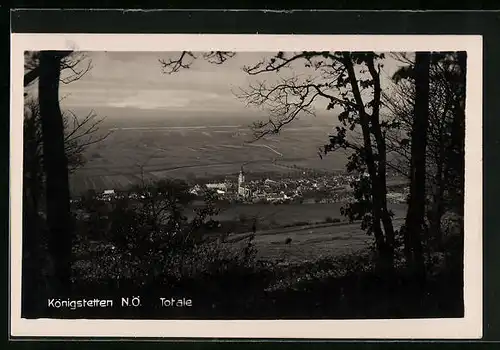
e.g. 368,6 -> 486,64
209,202 -> 407,227
229,217 -> 406,263
69,115 -> 351,194
211,202 -> 406,262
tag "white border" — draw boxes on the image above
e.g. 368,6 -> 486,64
10,34 -> 483,339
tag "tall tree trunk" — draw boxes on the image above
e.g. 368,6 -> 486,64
38,51 -> 73,296
404,51 -> 431,281
22,113 -> 42,316
366,55 -> 396,267
428,100 -> 452,250
343,52 -> 393,269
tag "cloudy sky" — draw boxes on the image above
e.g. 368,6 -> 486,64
59,52 -> 267,115
26,51 -> 405,119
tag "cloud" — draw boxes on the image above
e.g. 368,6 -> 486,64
100,89 -> 230,111
107,95 -> 190,110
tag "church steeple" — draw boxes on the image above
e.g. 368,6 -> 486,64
238,165 -> 247,198
238,165 -> 245,185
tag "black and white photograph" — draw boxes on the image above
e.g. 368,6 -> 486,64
10,34 -> 482,338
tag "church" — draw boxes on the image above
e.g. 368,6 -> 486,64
237,166 -> 252,199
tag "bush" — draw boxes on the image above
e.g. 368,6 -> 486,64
176,239 -> 258,279
66,237 -> 464,319
71,236 -> 260,289
325,216 -> 341,223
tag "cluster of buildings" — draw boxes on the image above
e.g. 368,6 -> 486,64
188,166 -> 368,204
77,165 -> 408,206
194,167 -> 408,205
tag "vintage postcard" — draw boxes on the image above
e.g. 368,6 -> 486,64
10,33 -> 482,339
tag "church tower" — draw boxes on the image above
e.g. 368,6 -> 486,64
238,165 -> 247,197
238,165 -> 245,188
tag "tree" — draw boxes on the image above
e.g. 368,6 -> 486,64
446,52 -> 466,217
384,52 -> 467,250
24,51 -> 92,88
24,51 -> 98,216
159,50 -> 466,271
234,52 -> 396,269
105,180 -> 221,284
37,50 -> 74,295
23,51 -> 103,309
22,101 -> 45,315
402,52 -> 431,279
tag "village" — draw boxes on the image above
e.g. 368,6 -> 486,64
80,166 -> 409,206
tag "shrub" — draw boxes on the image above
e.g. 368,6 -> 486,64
71,235 -> 261,290
325,216 -> 341,223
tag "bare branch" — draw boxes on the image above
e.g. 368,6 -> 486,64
159,51 -> 197,74
243,51 -> 340,75
235,76 -> 328,140
159,51 -> 236,74
60,53 -> 93,84
202,51 -> 236,65
24,98 -> 110,174
24,51 -> 91,87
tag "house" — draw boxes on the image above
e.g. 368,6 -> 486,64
206,183 -> 228,191
102,189 -> 116,201
189,184 -> 202,195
